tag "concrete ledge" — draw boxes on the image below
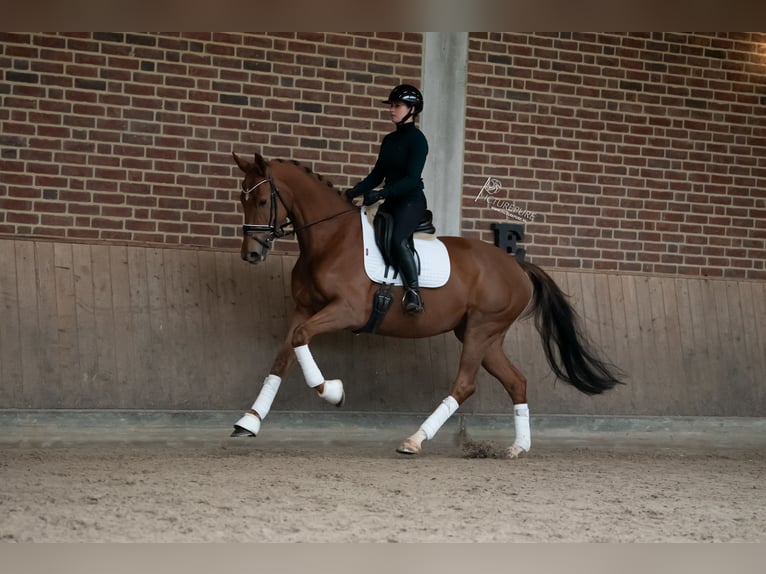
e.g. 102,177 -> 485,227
1,409 -> 764,449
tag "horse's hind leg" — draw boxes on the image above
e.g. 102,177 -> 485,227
397,324 -> 490,455
481,340 -> 531,458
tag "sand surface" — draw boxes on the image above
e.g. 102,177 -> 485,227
2,429 -> 764,543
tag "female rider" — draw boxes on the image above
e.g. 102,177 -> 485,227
345,84 -> 429,315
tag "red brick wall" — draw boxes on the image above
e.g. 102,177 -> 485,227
463,32 -> 766,279
0,32 -> 423,252
2,32 -> 765,279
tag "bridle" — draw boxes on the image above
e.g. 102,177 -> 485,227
241,169 -> 356,250
241,177 -> 290,251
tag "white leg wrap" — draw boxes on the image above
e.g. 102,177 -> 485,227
294,344 -> 324,388
233,412 -> 261,435
420,396 -> 459,441
233,374 -> 282,436
251,374 -> 282,420
513,403 -> 531,452
318,379 -> 344,406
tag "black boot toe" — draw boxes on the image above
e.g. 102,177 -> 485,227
404,289 -> 424,314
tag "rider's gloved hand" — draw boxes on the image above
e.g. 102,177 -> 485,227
344,188 -> 358,203
362,191 -> 383,206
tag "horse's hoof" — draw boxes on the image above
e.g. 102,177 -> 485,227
336,390 -> 345,408
231,425 -> 255,437
396,440 -> 421,455
231,412 -> 261,437
505,444 -> 528,459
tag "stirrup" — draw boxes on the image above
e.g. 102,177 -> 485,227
403,289 -> 423,315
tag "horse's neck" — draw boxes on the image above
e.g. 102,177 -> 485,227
278,175 -> 340,225
275,165 -> 353,251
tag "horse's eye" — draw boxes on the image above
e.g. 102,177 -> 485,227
258,199 -> 267,207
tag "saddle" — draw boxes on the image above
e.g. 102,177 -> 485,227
355,207 -> 446,334
373,209 -> 436,274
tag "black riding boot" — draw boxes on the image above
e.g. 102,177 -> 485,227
393,239 -> 424,315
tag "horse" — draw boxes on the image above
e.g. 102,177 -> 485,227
229,151 -> 624,457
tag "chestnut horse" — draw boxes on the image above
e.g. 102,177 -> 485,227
230,151 -> 623,457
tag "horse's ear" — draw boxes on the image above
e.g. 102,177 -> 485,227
232,151 -> 250,173
253,152 -> 267,174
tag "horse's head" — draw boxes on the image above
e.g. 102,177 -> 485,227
233,151 -> 287,265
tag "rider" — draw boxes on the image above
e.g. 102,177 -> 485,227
345,84 -> 428,315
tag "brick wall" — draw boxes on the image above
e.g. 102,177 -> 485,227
0,32 -> 423,253
2,32 -> 765,279
463,32 -> 766,279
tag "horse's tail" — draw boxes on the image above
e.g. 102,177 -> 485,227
519,260 -> 624,395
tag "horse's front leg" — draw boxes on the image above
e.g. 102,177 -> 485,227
231,300 -> 357,437
290,299 -> 360,407
231,311 -> 309,437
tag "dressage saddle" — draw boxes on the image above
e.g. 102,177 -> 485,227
373,209 -> 436,273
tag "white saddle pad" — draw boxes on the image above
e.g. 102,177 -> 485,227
360,207 -> 450,288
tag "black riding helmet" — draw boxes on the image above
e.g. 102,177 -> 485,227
382,84 -> 423,124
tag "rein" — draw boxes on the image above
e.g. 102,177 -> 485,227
288,205 -> 358,237
242,173 -> 357,243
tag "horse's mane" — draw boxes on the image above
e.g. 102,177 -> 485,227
272,159 -> 340,195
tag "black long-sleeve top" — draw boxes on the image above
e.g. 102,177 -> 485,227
350,122 -> 429,202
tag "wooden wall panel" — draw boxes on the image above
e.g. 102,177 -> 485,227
0,241 -> 21,406
91,244 -> 118,405
17,241 -> 47,407
53,243 -> 78,407
751,282 -> 766,413
33,242 -> 58,407
0,237 -> 763,417
196,250 -> 221,407
126,246 -> 151,407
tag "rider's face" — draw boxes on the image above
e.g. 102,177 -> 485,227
389,102 -> 412,124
